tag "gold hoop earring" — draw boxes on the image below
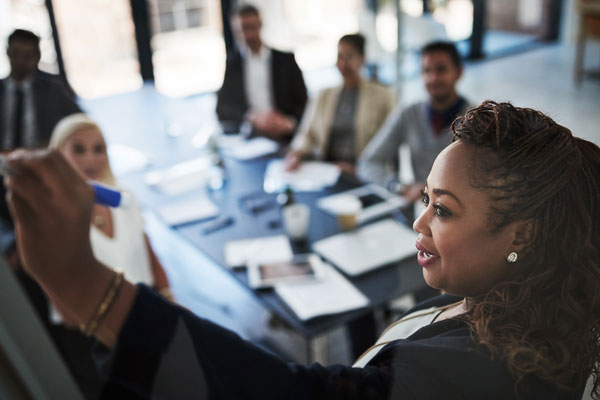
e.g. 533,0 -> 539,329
507,251 -> 518,263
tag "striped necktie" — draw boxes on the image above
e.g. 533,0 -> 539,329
12,87 -> 24,149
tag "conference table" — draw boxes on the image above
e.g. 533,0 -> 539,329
84,88 -> 427,363
118,146 -> 426,362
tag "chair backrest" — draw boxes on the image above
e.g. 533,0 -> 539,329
582,374 -> 595,400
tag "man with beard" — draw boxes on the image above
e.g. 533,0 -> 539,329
357,41 -> 471,202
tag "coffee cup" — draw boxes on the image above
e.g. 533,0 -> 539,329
334,195 -> 362,230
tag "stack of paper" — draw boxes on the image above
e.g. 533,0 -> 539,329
108,144 -> 151,176
224,235 -> 293,268
156,195 -> 219,226
275,261 -> 370,321
144,156 -> 220,195
263,160 -> 341,193
224,137 -> 280,160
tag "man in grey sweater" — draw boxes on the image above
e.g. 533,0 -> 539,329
357,41 -> 471,202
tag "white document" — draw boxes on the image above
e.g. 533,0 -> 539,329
108,144 -> 151,176
144,156 -> 220,195
225,137 -> 279,160
313,219 -> 418,276
156,195 -> 219,226
263,160 -> 341,193
275,261 -> 370,321
224,235 -> 293,268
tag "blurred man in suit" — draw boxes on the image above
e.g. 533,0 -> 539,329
0,29 -> 81,270
216,4 -> 307,141
0,29 -> 81,151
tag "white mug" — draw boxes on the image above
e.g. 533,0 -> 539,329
282,203 -> 310,240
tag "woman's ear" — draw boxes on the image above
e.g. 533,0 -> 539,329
512,219 -> 536,253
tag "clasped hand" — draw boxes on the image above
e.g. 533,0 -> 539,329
249,110 -> 295,137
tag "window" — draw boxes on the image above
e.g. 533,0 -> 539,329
51,0 -> 142,98
149,0 -> 226,97
0,0 -> 57,78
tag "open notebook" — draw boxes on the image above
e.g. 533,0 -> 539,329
0,257 -> 83,399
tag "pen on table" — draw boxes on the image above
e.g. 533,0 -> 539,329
202,215 -> 234,234
0,154 -> 130,208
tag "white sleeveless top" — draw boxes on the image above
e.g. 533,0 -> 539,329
353,301 -> 461,368
89,196 -> 153,286
49,194 -> 153,324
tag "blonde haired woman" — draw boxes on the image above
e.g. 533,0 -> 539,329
49,113 -> 171,299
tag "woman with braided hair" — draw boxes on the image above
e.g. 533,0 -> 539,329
4,101 -> 600,399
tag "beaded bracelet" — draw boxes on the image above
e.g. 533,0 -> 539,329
80,270 -> 124,337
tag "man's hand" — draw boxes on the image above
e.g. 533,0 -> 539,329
334,162 -> 356,176
249,110 -> 296,138
284,151 -> 302,171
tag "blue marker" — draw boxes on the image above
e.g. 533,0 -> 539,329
91,182 -> 131,208
0,155 -> 129,208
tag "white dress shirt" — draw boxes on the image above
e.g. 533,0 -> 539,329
2,77 -> 37,149
242,45 -> 273,112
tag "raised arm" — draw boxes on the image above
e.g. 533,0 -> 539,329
4,149 -> 136,348
3,150 -> 527,400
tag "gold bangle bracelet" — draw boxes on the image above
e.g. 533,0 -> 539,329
80,270 -> 124,337
158,287 -> 172,299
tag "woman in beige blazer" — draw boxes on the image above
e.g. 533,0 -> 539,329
285,34 -> 395,175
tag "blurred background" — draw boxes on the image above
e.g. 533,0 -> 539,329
2,0 -> 600,367
0,0 -> 592,96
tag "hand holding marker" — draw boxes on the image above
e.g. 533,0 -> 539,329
0,154 -> 130,208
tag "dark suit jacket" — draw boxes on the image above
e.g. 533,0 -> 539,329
0,74 -> 81,151
216,48 -> 307,133
95,286 -> 584,399
0,74 -> 81,254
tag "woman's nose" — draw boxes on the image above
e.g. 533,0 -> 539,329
412,204 -> 430,236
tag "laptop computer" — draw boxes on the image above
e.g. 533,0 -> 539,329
312,219 -> 418,277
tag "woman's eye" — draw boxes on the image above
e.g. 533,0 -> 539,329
73,144 -> 85,154
421,190 -> 429,205
434,205 -> 451,217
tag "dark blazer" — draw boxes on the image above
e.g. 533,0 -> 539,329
0,74 -> 81,151
216,48 -> 307,132
96,286 -> 584,400
0,74 -> 81,254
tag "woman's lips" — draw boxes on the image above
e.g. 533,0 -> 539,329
84,169 -> 98,179
416,241 -> 439,267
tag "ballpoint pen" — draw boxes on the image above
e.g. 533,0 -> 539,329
0,154 -> 130,208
